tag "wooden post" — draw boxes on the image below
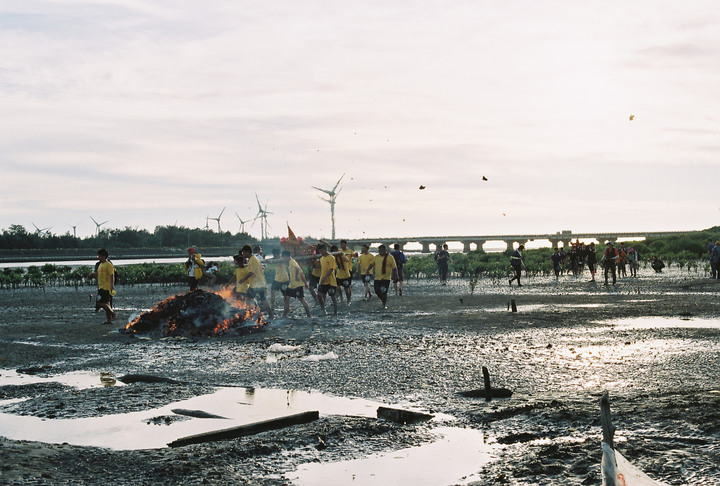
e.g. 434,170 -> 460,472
482,366 -> 492,401
600,392 -> 615,448
511,299 -> 517,312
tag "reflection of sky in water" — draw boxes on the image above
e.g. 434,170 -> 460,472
602,316 -> 720,329
0,380 -> 446,450
290,426 -> 494,486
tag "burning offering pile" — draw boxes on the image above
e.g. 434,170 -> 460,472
123,289 -> 267,337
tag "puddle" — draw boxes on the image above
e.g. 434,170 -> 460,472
605,317 -> 720,329
289,426 -> 495,486
0,369 -> 124,389
0,380 -> 443,450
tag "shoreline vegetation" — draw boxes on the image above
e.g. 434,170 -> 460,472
1,230 -> 717,289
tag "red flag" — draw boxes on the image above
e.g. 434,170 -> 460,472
287,224 -> 297,242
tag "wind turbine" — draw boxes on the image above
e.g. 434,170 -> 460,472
67,221 -> 81,238
235,212 -> 250,234
312,173 -> 344,240
90,216 -> 108,236
32,223 -> 52,236
252,194 -> 273,240
208,207 -> 225,233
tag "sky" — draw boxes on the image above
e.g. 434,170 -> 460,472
2,1 -> 719,241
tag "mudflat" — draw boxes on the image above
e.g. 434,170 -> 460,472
1,268 -> 719,485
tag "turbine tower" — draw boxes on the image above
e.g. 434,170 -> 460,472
312,173 -> 344,240
68,221 -> 81,238
90,216 -> 108,236
252,194 -> 273,240
208,207 -> 225,233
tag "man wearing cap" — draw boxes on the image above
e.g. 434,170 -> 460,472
184,248 -> 205,291
602,242 -> 619,285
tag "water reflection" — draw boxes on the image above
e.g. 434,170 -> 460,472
290,426 -> 495,486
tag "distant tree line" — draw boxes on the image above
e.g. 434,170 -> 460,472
0,224 -> 257,250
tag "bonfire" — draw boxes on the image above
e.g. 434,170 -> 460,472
122,288 -> 267,338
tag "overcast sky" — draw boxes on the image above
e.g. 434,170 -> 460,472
2,1 -> 719,241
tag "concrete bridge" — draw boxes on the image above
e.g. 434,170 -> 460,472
338,230 -> 689,253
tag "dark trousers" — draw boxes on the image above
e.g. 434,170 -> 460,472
509,264 -> 522,285
604,262 -> 616,284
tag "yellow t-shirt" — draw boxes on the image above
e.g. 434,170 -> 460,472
273,260 -> 290,283
373,253 -> 397,280
336,249 -> 354,279
311,258 -> 322,278
247,255 -> 267,289
98,261 -> 114,291
319,254 -> 337,287
288,258 -> 305,289
234,267 -> 250,293
358,253 -> 374,274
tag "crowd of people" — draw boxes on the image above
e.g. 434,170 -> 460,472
221,240 -> 407,318
84,236 -> 719,323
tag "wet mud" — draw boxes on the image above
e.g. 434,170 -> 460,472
1,268 -> 719,485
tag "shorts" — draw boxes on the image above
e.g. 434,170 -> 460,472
318,284 -> 336,296
374,279 -> 390,296
396,266 -> 404,282
337,277 -> 352,288
361,274 -> 373,284
97,289 -> 112,305
284,287 -> 305,299
309,274 -> 320,290
271,280 -> 289,292
247,287 -> 267,303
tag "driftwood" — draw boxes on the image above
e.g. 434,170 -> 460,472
458,366 -> 513,400
377,406 -> 433,424
117,374 -> 183,385
171,409 -> 228,419
167,411 -> 319,447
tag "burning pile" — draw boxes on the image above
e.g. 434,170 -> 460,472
123,289 -> 267,338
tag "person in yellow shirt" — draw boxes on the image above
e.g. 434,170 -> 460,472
184,247 -> 205,291
270,248 -> 290,312
237,244 -> 273,318
233,254 -> 250,299
357,244 -> 375,300
86,248 -> 116,324
307,255 -> 322,306
282,250 -> 312,318
368,244 -> 398,310
317,244 -> 338,315
336,239 -> 357,305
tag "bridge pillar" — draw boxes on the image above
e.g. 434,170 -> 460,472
462,241 -> 471,253
421,242 -> 431,253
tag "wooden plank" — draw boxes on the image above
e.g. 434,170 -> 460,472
167,411 -> 319,448
376,406 -> 433,424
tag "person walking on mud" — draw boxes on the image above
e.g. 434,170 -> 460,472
368,244 -> 398,309
184,248 -> 205,291
86,248 -> 116,324
602,242 -> 619,285
551,247 -> 563,280
509,244 -> 525,287
586,242 -> 598,282
357,244 -> 375,300
436,244 -> 452,285
391,243 -> 407,295
317,244 -> 339,315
